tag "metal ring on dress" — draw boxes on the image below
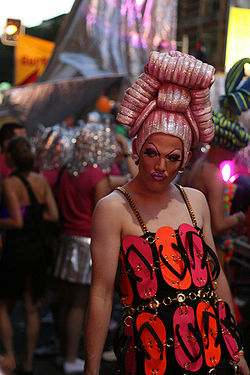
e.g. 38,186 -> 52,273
189,292 -> 197,301
137,305 -> 145,312
146,236 -> 155,244
149,299 -> 160,310
208,368 -> 216,375
124,315 -> 134,327
166,338 -> 174,347
163,296 -> 172,306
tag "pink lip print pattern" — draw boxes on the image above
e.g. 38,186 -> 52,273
173,305 -> 203,372
179,223 -> 208,287
122,236 -> 157,299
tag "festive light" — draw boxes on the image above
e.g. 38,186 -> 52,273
220,160 -> 238,182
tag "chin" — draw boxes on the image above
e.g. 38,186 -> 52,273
148,179 -> 171,193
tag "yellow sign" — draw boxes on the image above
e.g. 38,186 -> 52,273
225,7 -> 250,73
15,34 -> 55,85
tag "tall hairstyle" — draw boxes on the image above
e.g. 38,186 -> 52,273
7,137 -> 34,172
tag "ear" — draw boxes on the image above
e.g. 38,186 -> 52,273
132,139 -> 140,165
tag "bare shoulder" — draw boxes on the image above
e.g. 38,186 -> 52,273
93,189 -> 126,218
31,172 -> 47,184
181,186 -> 207,204
3,176 -> 16,189
181,186 -> 210,219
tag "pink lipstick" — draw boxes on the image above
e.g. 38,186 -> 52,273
151,172 -> 166,181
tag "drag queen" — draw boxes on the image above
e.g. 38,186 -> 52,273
83,51 -> 249,375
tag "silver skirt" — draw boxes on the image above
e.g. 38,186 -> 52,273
53,234 -> 92,285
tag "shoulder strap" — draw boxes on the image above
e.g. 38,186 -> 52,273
12,172 -> 48,248
116,187 -> 149,234
175,184 -> 198,228
11,172 -> 40,209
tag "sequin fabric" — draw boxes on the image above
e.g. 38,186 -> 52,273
54,234 -> 92,285
116,50 -> 215,166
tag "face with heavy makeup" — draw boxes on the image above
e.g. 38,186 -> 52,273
135,133 -> 190,193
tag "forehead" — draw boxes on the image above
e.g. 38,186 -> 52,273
143,133 -> 183,151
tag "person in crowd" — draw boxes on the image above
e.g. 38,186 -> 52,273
192,42 -> 207,63
186,58 -> 250,266
0,123 -> 27,179
0,137 -> 59,374
108,133 -> 138,190
52,158 -> 110,374
83,51 -> 250,375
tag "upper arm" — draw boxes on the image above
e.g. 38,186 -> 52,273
204,169 -> 225,233
3,179 -> 23,228
94,176 -> 110,205
200,192 -> 217,252
200,190 -> 236,315
43,176 -> 59,222
186,187 -> 216,252
90,196 -> 122,300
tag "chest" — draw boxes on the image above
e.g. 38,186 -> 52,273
121,198 -> 202,240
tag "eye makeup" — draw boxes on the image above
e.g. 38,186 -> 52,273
144,143 -> 182,162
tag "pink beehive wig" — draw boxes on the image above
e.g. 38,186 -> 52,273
116,51 -> 215,166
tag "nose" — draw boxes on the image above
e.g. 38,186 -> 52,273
155,156 -> 167,172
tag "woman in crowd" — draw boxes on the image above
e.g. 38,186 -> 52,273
52,157 -> 110,374
83,51 -> 249,375
0,137 -> 59,374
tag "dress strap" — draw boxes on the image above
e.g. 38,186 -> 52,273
116,187 -> 149,234
175,184 -> 198,228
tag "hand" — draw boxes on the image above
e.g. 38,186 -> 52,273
234,211 -> 247,236
238,356 -> 250,375
115,133 -> 129,153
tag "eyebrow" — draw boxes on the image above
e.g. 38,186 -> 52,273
147,142 -> 182,157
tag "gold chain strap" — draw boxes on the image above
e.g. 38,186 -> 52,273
116,185 -> 198,232
175,184 -> 198,228
116,187 -> 149,234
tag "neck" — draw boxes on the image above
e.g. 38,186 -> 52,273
13,169 -> 29,178
127,176 -> 174,199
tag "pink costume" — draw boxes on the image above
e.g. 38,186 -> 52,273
0,154 -> 11,178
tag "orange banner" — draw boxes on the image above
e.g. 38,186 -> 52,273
15,34 -> 55,85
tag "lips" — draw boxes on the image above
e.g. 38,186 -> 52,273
151,172 -> 166,181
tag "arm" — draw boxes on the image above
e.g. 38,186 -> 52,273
201,193 -> 250,375
108,175 -> 129,191
93,176 -> 110,205
201,193 -> 235,314
84,196 -> 121,375
115,134 -> 138,178
42,176 -> 59,222
205,168 -> 245,235
0,179 -> 23,229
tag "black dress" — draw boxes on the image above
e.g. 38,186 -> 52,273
0,175 -> 47,302
114,185 -> 242,375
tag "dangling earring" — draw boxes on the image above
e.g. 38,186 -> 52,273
178,168 -> 184,174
